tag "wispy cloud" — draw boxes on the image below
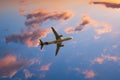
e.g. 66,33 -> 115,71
25,9 -> 73,27
95,24 -> 112,35
0,55 -> 28,78
65,27 -> 75,34
65,14 -> 92,33
40,63 -> 52,71
29,58 -> 41,65
103,55 -> 120,61
82,70 -> 95,79
23,69 -> 33,79
65,14 -> 112,35
39,63 -> 52,79
90,1 -> 120,8
75,15 -> 92,31
92,55 -> 120,64
74,67 -> 96,79
6,29 -> 50,47
93,57 -> 104,64
6,9 -> 73,47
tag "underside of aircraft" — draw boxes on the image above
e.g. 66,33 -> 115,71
39,27 -> 72,56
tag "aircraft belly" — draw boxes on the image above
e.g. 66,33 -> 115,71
47,40 -> 57,44
61,37 -> 71,41
40,27 -> 72,56
46,38 -> 71,45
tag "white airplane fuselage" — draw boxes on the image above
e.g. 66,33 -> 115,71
43,37 -> 72,45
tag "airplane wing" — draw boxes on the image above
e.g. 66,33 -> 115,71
51,27 -> 63,56
51,27 -> 61,40
55,43 -> 62,56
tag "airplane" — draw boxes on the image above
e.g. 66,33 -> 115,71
39,27 -> 72,56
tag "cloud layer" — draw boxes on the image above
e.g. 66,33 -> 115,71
65,14 -> 112,35
74,67 -> 96,79
25,9 -> 73,27
0,55 -> 28,78
6,9 -> 73,47
90,1 -> 120,8
40,63 -> 52,71
93,55 -> 120,64
23,69 -> 33,79
6,29 -> 50,47
83,70 -> 95,79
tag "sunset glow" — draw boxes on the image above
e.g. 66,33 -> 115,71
0,0 -> 120,80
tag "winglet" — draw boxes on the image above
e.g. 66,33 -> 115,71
40,39 -> 44,50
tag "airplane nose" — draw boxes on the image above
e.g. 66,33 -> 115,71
70,37 -> 73,39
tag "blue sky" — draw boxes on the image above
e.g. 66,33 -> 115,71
0,0 -> 120,80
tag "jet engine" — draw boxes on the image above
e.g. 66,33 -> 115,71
60,45 -> 64,47
59,35 -> 63,37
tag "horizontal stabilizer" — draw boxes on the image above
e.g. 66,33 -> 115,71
40,39 -> 44,50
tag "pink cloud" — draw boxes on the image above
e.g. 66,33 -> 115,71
65,27 -> 74,34
23,69 -> 33,79
90,1 -> 120,8
29,58 -> 40,65
65,14 -> 112,35
0,55 -> 27,78
40,63 -> 52,71
65,14 -> 92,34
83,70 -> 95,79
6,9 -> 73,47
75,14 -> 92,31
6,29 -> 50,47
25,9 -> 73,27
103,55 -> 120,61
39,63 -> 52,78
93,55 -> 120,65
94,57 -> 104,64
95,24 -> 112,35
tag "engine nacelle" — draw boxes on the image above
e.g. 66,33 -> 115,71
60,45 -> 64,47
59,35 -> 63,37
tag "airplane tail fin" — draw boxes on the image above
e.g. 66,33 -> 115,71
40,39 -> 44,50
